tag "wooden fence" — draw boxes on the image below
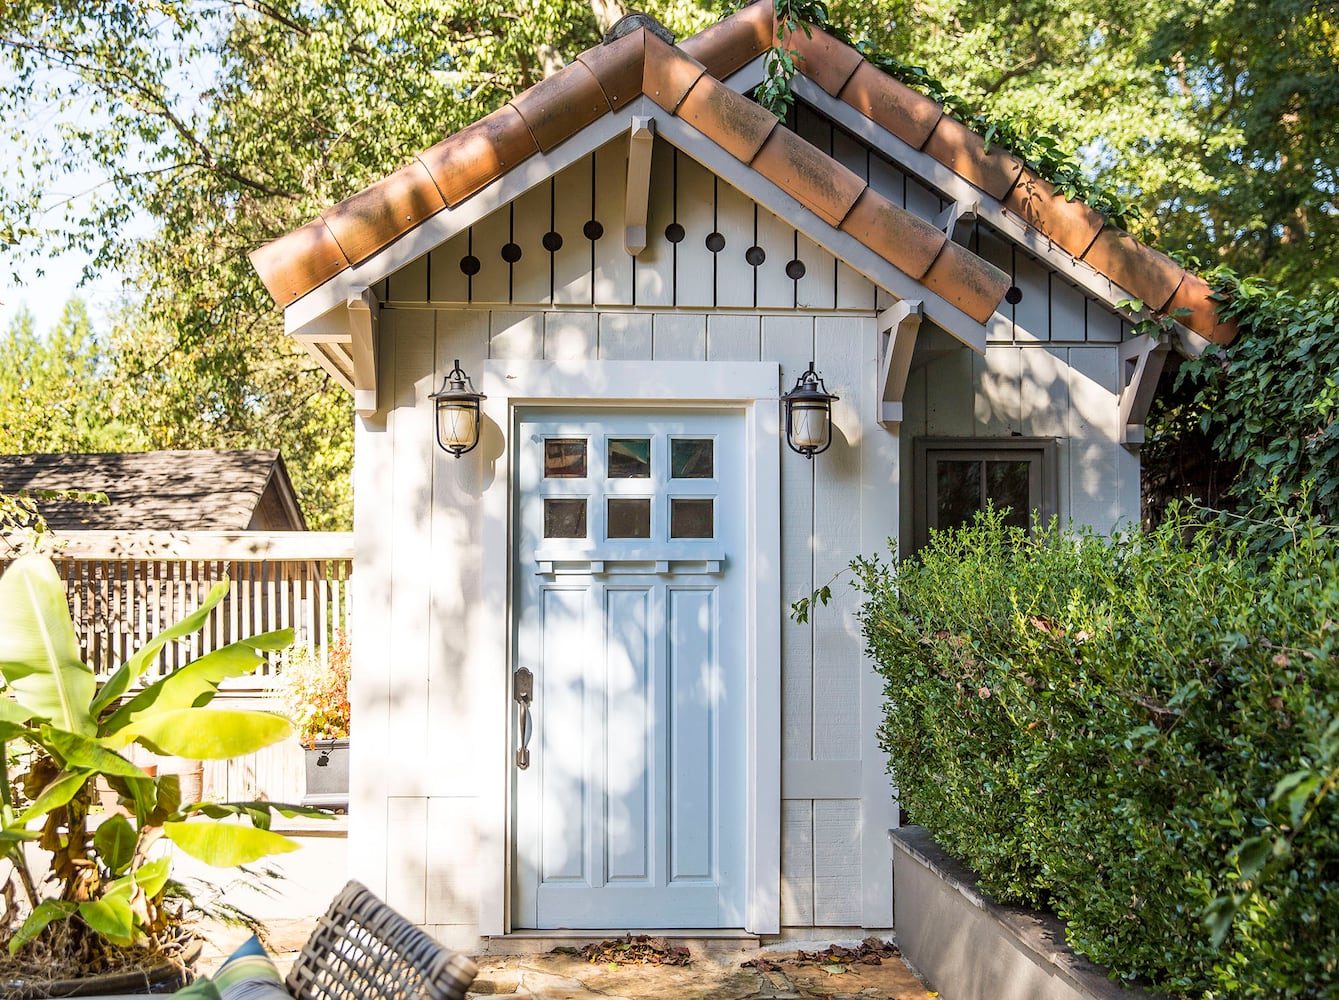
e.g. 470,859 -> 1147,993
2,530 -> 354,803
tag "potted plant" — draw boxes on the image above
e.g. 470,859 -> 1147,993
0,553 -> 317,996
279,630 -> 350,810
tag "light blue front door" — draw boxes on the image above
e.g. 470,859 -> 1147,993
512,409 -> 746,928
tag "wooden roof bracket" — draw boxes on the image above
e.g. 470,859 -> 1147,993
1119,331 -> 1170,448
934,199 -> 979,246
625,115 -> 656,256
346,287 -> 380,417
877,299 -> 924,427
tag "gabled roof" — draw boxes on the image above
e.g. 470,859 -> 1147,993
0,450 -> 307,531
250,1 -> 1237,347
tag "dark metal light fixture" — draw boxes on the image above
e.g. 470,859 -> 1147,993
782,361 -> 839,459
429,359 -> 486,457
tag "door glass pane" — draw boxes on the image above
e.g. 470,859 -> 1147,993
544,498 -> 587,538
545,438 -> 587,478
987,460 -> 1032,530
608,439 -> 651,478
936,459 -> 982,531
671,439 -> 714,479
670,499 -> 713,538
607,498 -> 651,538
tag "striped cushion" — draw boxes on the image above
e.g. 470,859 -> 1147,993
213,935 -> 292,1000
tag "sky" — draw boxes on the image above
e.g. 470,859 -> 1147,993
1,250 -> 127,338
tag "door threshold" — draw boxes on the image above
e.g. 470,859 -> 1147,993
481,928 -> 760,956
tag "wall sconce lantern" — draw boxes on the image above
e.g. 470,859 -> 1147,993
429,359 -> 486,457
782,361 -> 839,459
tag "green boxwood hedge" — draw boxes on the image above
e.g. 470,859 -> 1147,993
852,510 -> 1339,997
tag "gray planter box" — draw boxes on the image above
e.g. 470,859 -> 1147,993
303,738 -> 349,810
890,826 -> 1152,1000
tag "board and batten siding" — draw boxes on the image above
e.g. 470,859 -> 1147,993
349,128 -> 1138,944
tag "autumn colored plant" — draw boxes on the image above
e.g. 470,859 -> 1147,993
279,630 -> 351,747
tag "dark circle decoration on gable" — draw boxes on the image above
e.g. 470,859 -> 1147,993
1005,286 -> 1023,305
705,232 -> 725,253
501,242 -> 522,263
459,255 -> 481,276
542,231 -> 563,253
665,222 -> 685,243
583,219 -> 604,241
745,245 -> 766,267
785,259 -> 807,280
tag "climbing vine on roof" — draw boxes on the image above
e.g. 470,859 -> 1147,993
754,0 -> 1141,227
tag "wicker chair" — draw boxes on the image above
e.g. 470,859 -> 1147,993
285,881 -> 478,1000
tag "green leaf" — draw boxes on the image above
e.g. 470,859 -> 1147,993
119,708 -> 292,759
0,698 -> 33,724
1235,836 -> 1271,882
133,855 -> 171,898
19,768 -> 91,824
91,579 -> 231,715
93,814 -> 137,875
8,899 -> 76,955
78,895 -> 136,947
164,820 -> 299,867
0,555 -> 96,735
40,727 -> 145,778
102,629 -> 293,737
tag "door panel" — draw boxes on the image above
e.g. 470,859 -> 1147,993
513,410 -> 745,928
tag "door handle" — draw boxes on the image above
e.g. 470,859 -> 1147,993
514,667 -> 533,769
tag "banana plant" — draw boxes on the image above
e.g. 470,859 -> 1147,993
0,553 -> 318,954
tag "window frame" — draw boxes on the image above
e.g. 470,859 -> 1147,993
913,437 -> 1058,551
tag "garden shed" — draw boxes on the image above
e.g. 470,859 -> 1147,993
250,1 -> 1237,947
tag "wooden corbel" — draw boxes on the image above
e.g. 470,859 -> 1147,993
934,199 -> 979,246
1118,332 -> 1170,447
877,299 -> 923,427
625,116 -> 656,256
346,288 -> 380,417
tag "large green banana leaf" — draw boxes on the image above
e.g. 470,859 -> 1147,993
101,628 -> 293,736
113,708 -> 292,758
164,820 -> 298,866
0,555 -> 96,735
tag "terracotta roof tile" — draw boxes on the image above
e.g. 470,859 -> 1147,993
921,242 -> 1012,324
577,29 -> 647,111
838,188 -> 947,280
1082,226 -> 1183,312
787,25 -> 863,97
1164,272 -> 1239,346
752,125 -> 865,227
322,160 -> 445,266
511,60 -> 611,152
249,218 -> 348,304
677,0 -> 775,79
676,73 -> 778,163
1003,170 -> 1104,258
838,62 -> 943,150
922,114 -> 1024,201
643,33 -> 706,114
418,105 -> 539,207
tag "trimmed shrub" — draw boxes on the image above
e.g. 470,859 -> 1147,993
853,510 -> 1339,997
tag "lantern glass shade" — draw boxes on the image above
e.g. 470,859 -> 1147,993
429,360 -> 486,457
782,361 -> 839,459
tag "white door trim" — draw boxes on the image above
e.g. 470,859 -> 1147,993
478,359 -> 782,935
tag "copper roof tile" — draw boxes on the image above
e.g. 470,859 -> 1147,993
249,218 -> 349,304
752,125 -> 865,227
322,160 -> 446,266
922,115 -> 1025,201
1164,272 -> 1240,346
677,0 -> 775,79
643,33 -> 706,113
418,105 -> 539,207
921,242 -> 1012,324
1003,170 -> 1104,258
788,25 -> 863,97
838,188 -> 947,280
838,62 -> 943,150
676,73 -> 778,163
1082,226 -> 1183,311
511,60 -> 611,152
577,28 -> 646,111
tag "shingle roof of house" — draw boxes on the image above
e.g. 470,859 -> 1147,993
250,1 -> 1237,346
0,450 -> 307,531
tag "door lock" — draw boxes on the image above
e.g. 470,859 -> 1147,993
513,667 -> 533,769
